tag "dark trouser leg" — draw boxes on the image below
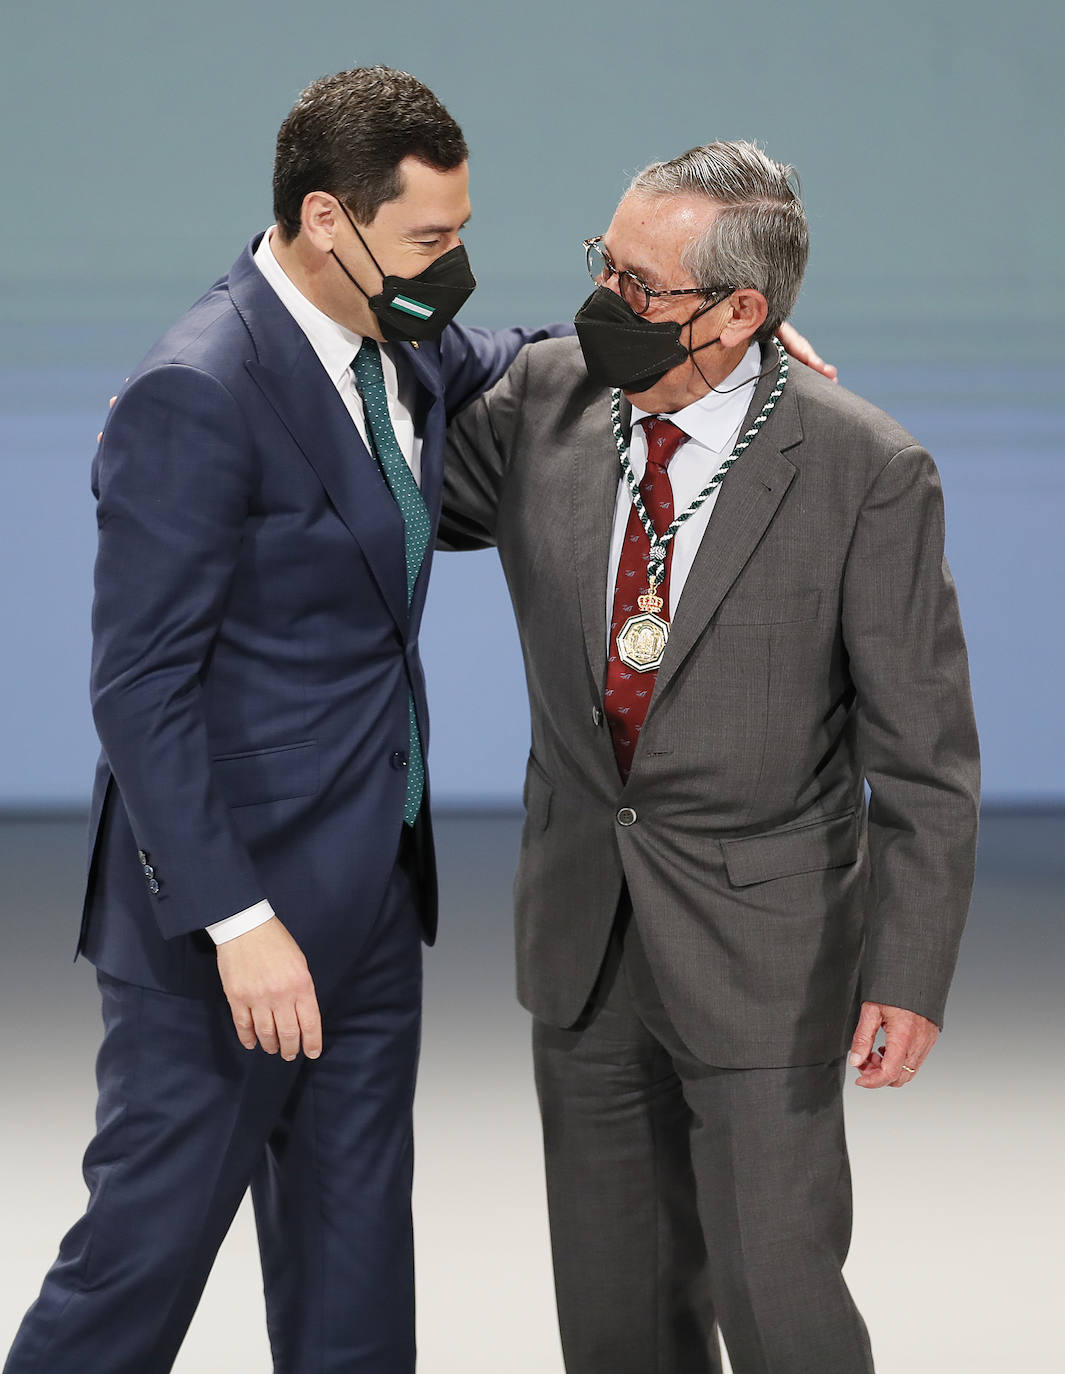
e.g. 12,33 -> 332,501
532,931 -> 721,1374
253,839 -> 423,1374
6,849 -> 426,1374
3,974 -> 303,1374
623,922 -> 875,1374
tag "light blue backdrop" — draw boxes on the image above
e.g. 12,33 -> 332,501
1,0 -> 1061,806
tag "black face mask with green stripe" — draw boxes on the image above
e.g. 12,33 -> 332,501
333,202 -> 477,343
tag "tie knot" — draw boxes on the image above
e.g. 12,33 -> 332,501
641,416 -> 688,469
352,336 -> 381,381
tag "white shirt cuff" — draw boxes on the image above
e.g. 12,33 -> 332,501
206,899 -> 275,945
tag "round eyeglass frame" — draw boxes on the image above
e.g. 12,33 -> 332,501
583,236 -> 731,317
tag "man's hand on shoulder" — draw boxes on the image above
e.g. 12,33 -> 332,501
216,917 -> 322,1062
848,1001 -> 939,1089
96,390 -> 121,443
776,322 -> 838,382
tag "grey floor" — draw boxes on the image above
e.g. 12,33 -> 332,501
0,811 -> 1061,1372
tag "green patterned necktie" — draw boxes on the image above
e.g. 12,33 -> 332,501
352,338 -> 430,825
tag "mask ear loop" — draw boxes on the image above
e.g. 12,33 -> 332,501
684,295 -> 724,393
685,291 -> 785,395
331,199 -> 387,301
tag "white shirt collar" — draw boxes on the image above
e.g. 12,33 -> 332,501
253,226 -> 364,385
630,341 -> 763,455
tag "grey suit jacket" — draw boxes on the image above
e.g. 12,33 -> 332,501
442,337 -> 980,1067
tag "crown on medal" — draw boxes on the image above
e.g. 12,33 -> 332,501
637,590 -> 664,612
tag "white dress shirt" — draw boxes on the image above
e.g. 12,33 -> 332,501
606,342 -> 763,629
207,227 -> 421,945
252,225 -> 423,482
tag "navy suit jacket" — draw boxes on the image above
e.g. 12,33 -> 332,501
79,236 -> 555,1001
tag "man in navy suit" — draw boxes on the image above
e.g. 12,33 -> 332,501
3,67 -> 560,1374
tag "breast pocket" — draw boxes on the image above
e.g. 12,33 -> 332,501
211,740 -> 319,809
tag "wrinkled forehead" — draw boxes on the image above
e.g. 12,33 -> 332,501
605,192 -> 720,282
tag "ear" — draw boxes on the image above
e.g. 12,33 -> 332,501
718,288 -> 768,348
299,192 -> 341,254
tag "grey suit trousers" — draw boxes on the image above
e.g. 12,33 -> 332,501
533,903 -> 875,1374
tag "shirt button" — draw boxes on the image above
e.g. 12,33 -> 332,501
617,807 -> 637,826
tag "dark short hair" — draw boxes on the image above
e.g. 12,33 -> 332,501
273,66 -> 468,240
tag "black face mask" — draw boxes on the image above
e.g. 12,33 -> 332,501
333,203 -> 476,343
574,285 -> 721,393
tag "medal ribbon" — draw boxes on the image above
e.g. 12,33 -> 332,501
605,416 -> 686,779
611,338 -> 788,590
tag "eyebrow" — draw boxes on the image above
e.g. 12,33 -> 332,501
601,238 -> 659,288
407,216 -> 471,236
625,259 -> 661,287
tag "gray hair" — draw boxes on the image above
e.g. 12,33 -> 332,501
628,141 -> 809,339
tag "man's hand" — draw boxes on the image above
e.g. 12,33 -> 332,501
848,1001 -> 938,1089
216,916 -> 322,1061
97,391 -> 121,443
776,322 -> 838,382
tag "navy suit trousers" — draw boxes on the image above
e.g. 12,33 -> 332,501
4,846 -> 423,1374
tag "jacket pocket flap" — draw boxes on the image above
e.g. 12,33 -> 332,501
721,809 -> 858,887
715,589 -> 821,625
211,740 -> 319,809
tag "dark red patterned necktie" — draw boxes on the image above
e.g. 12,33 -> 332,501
604,416 -> 689,780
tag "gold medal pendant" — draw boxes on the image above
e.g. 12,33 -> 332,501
608,344 -> 789,678
616,573 -> 669,673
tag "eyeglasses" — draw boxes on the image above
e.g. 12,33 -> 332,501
583,236 -> 731,317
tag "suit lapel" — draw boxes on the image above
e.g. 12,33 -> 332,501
247,352 -> 410,632
573,392 -> 628,695
229,242 -> 410,634
647,349 -> 803,711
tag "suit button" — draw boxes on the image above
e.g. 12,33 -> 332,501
617,807 -> 637,826
390,751 -> 409,771
592,706 -> 602,727
143,865 -> 154,878
148,878 -> 160,895
137,850 -> 148,865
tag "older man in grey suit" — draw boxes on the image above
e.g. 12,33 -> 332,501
442,141 -> 979,1373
